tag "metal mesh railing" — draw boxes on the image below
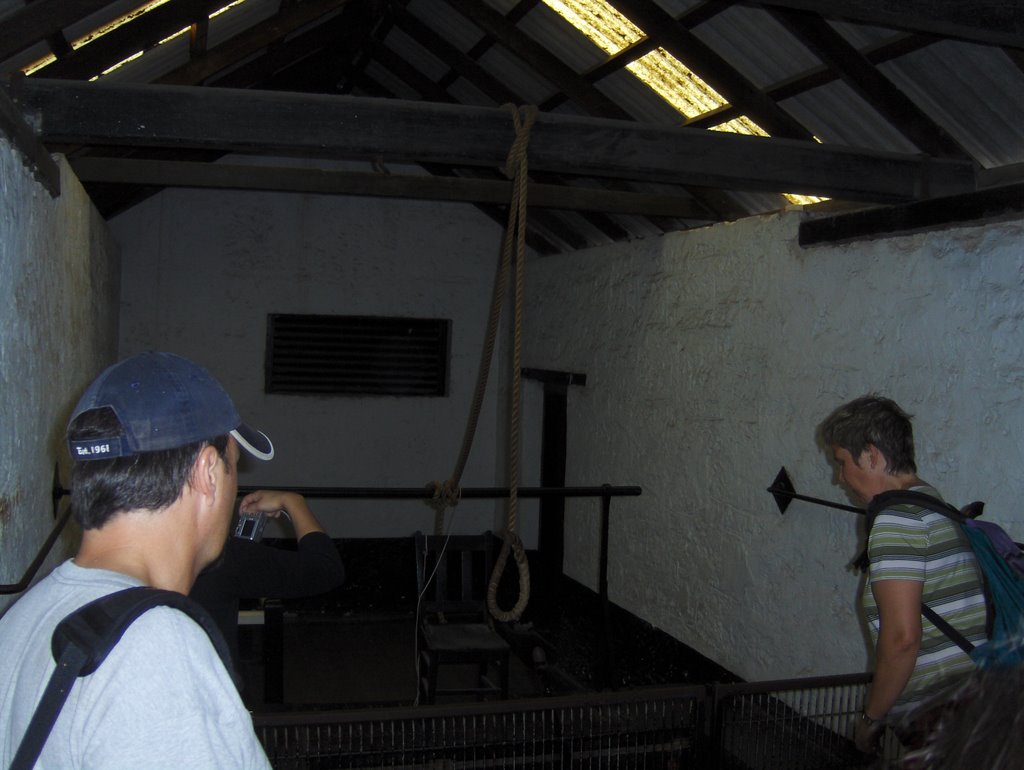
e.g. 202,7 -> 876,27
254,674 -> 905,769
711,674 -> 903,769
254,687 -> 706,768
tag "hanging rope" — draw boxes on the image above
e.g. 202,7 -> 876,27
424,104 -> 537,623
486,104 -> 536,623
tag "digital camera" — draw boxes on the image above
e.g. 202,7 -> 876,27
233,510 -> 268,541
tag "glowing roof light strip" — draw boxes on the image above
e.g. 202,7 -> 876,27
74,0 -> 175,49
22,0 -> 248,77
543,0 -> 826,205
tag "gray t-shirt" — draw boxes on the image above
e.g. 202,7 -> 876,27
0,560 -> 271,769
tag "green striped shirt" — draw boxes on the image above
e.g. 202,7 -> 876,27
863,485 -> 987,716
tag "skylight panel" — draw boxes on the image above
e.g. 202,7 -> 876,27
22,0 -> 250,79
543,0 -> 827,206
628,48 -> 725,118
543,0 -> 644,55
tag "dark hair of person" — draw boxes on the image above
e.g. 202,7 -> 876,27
819,395 -> 917,475
68,407 -> 231,530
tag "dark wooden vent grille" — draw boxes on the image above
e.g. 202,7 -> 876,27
266,314 -> 449,396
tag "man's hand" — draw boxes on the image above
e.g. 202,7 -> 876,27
238,490 -> 324,539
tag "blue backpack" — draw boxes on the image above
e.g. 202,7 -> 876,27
867,490 -> 1024,668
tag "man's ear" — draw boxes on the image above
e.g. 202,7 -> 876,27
191,444 -> 221,500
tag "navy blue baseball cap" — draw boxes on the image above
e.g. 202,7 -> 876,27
68,352 -> 274,462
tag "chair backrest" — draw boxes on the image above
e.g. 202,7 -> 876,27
414,531 -> 495,620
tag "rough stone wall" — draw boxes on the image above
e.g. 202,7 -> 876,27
523,209 -> 1024,681
0,146 -> 120,615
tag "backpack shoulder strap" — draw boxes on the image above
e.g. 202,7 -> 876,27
867,489 -> 965,524
10,586 -> 234,770
867,490 -> 986,656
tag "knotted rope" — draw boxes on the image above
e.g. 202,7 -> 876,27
425,104 -> 537,623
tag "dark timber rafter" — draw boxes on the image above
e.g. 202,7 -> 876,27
156,0 -> 360,87
443,0 -> 632,121
5,76 -> 977,203
390,4 -> 641,242
746,0 -> 1024,50
23,0 -> 225,81
768,7 -> 971,159
435,0 -> 737,227
0,0 -> 112,63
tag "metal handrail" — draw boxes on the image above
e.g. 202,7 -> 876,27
0,466 -> 74,595
237,484 -> 641,499
4,483 -> 640,598
0,505 -> 74,595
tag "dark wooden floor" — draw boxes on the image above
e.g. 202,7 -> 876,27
239,612 -> 555,711
240,538 -> 737,712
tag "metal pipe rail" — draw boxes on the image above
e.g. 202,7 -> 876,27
0,465 -> 74,595
237,484 -> 642,499
0,506 -> 74,595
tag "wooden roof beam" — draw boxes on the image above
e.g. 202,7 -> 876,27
5,77 -> 977,202
746,0 -> 1024,50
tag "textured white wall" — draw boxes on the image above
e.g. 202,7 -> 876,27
110,180 -> 539,542
0,146 -> 121,615
524,210 -> 1024,682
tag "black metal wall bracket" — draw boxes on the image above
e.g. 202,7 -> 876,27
767,467 -> 864,516
52,463 -> 69,520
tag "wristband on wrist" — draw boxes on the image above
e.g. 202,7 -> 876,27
860,711 -> 879,727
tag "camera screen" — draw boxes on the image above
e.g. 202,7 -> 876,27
239,518 -> 256,538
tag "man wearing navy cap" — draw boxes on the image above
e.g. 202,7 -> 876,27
0,352 -> 276,768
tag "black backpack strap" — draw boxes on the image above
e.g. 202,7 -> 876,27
866,489 -> 965,526
920,603 -> 975,654
10,587 -> 235,770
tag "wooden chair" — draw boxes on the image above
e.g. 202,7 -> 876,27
414,531 -> 511,704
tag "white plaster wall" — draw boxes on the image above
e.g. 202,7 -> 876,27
0,146 -> 121,615
523,209 -> 1024,682
110,182 -> 540,542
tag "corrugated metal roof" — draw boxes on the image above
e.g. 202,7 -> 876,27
1,0 -> 1020,252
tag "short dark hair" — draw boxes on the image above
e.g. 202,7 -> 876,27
69,407 -> 230,530
819,395 -> 917,475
